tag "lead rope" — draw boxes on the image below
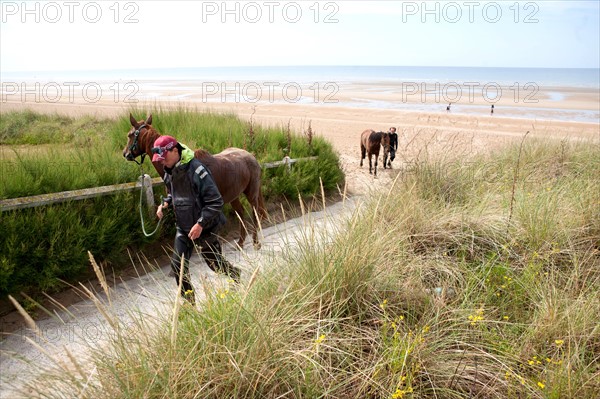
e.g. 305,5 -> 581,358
138,165 -> 163,237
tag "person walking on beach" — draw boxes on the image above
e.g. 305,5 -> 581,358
154,135 -> 241,305
446,103 -> 451,113
387,126 -> 399,167
491,104 -> 494,115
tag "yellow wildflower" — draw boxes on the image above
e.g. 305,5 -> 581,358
537,381 -> 545,389
391,386 -> 413,399
380,299 -> 388,310
315,334 -> 326,345
555,339 -> 564,346
468,308 -> 484,325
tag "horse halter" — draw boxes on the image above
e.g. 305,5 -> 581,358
128,123 -> 148,165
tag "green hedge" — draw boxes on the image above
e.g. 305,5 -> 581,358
0,108 -> 344,299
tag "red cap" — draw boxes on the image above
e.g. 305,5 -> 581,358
151,136 -> 178,162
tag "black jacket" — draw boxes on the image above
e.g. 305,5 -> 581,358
389,132 -> 398,151
163,157 -> 225,234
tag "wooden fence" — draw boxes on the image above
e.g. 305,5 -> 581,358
0,156 -> 319,212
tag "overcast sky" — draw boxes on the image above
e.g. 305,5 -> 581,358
1,0 -> 599,72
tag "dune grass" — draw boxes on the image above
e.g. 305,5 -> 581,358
1,107 -> 342,199
0,108 -> 343,299
10,136 -> 599,398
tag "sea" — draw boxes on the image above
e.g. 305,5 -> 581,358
2,66 -> 599,123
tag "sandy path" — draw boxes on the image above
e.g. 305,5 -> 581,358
0,197 -> 365,398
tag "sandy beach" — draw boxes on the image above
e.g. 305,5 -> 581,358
1,79 -> 598,194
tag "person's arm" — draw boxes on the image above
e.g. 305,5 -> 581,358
194,166 -> 223,227
194,164 -> 224,228
157,176 -> 172,219
188,163 -> 223,240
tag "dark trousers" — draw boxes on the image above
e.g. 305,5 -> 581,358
171,228 -> 241,303
388,148 -> 396,163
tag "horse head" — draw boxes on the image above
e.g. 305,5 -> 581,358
123,113 -> 155,161
122,113 -> 164,176
380,131 -> 391,152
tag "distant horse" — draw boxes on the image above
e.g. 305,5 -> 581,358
360,129 -> 390,176
123,114 -> 266,249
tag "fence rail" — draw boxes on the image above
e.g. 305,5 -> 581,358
1,156 -> 318,212
262,156 -> 318,169
0,177 -> 164,212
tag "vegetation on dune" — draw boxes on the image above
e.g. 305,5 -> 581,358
0,108 -> 344,299
13,137 -> 599,398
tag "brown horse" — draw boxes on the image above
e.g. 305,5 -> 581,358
360,129 -> 390,176
123,114 -> 266,249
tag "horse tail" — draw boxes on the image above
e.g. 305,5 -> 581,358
256,185 -> 267,220
248,160 -> 267,221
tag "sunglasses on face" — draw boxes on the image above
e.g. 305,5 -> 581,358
151,146 -> 170,156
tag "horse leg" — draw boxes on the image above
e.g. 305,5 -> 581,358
230,198 -> 248,249
244,185 -> 264,250
383,151 -> 388,169
360,144 -> 366,167
374,151 -> 379,176
368,153 -> 373,174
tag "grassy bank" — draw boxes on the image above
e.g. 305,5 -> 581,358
0,108 -> 344,299
16,137 -> 599,398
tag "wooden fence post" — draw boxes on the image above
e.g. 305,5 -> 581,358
139,174 -> 156,217
283,156 -> 291,172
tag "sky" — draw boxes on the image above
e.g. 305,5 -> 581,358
1,0 -> 599,72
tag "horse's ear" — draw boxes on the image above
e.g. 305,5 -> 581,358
146,114 -> 152,125
129,113 -> 138,127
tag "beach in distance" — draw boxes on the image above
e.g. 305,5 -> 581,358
1,65 -> 598,192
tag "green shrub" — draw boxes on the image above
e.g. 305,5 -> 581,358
0,108 -> 344,299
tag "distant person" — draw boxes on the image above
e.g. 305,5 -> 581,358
153,135 -> 241,305
387,127 -> 398,167
446,103 -> 451,113
491,104 -> 494,115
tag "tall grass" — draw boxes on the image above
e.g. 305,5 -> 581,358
12,137 -> 598,398
0,110 -> 106,145
1,108 -> 343,300
1,108 -> 343,199
0,193 -> 161,297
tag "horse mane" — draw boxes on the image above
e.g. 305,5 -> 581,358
368,131 -> 388,145
140,126 -> 161,153
372,131 -> 388,141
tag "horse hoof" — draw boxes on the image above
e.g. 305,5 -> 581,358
253,242 -> 262,250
